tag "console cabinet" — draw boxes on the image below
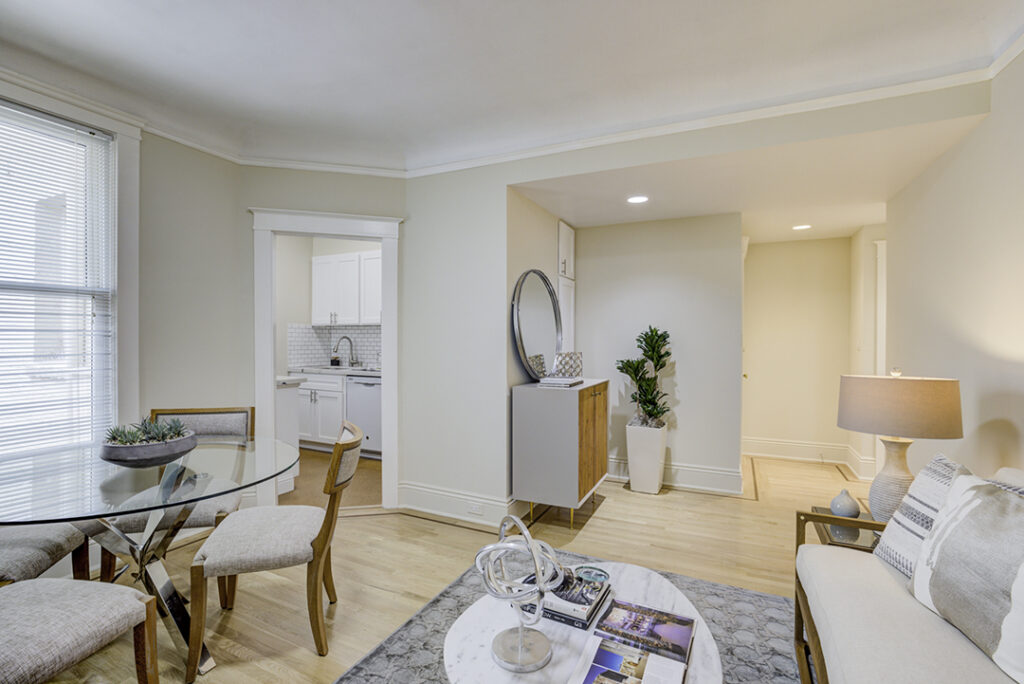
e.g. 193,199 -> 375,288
512,379 -> 609,509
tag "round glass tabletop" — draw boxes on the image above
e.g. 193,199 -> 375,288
0,438 -> 299,525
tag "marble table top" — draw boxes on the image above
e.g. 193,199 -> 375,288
443,561 -> 723,683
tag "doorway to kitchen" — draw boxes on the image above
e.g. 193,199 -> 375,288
250,209 -> 400,511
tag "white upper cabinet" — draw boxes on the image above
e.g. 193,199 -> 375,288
558,275 -> 575,352
558,220 -> 575,280
360,252 -> 382,325
311,250 -> 382,326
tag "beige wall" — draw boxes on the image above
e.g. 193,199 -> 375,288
576,215 -> 744,493
742,238 -> 851,452
139,133 -> 245,412
848,224 -> 887,476
507,188 -> 560,387
889,52 -> 1024,475
274,235 -> 312,374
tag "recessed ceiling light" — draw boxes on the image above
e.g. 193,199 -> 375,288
627,195 -> 649,204
792,224 -> 812,231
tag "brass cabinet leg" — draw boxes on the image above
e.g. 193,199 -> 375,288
529,501 -> 534,522
570,508 -> 574,530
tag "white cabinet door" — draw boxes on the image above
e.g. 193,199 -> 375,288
297,389 -> 314,440
314,389 -> 345,443
360,252 -> 382,324
310,257 -> 336,326
558,220 -> 575,280
333,254 -> 361,325
558,276 -> 575,352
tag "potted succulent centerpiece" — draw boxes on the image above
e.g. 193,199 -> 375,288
616,326 -> 671,494
101,417 -> 198,468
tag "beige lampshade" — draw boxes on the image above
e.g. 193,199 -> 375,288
837,375 -> 963,439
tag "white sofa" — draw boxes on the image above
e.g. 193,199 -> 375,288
794,466 -> 1024,684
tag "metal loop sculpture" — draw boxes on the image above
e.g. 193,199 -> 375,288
474,515 -> 565,672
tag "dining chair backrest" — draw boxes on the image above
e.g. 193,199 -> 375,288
312,421 -> 363,551
150,407 -> 255,440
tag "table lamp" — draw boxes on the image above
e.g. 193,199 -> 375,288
837,371 -> 962,522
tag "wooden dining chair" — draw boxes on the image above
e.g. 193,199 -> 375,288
0,578 -> 159,683
185,422 -> 363,682
0,524 -> 90,586
100,407 -> 255,582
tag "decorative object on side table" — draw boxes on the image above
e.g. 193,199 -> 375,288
100,417 -> 198,468
550,351 -> 583,379
837,370 -> 962,522
526,354 -> 547,378
810,506 -> 879,550
829,489 -> 861,517
617,326 -> 671,494
474,515 -> 565,673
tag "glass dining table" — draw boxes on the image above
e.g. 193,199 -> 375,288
0,437 -> 299,675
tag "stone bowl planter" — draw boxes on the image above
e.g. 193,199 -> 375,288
100,431 -> 198,468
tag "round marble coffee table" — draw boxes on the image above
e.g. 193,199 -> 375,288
443,561 -> 722,683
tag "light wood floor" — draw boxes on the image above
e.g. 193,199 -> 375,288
59,456 -> 869,683
279,449 -> 382,508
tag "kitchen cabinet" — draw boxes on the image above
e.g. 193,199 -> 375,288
360,252 -> 382,325
511,379 -> 609,509
558,276 -> 575,352
293,373 -> 346,444
311,253 -> 359,325
311,251 -> 382,326
558,220 -> 575,280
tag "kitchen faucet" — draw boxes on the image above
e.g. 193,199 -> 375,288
332,335 -> 358,367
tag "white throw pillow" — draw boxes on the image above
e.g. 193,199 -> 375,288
994,467 -> 1024,488
873,454 -> 970,578
912,474 -> 1024,683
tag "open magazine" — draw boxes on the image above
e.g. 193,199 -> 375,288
568,599 -> 696,684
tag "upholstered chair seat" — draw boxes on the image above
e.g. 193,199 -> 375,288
0,578 -> 158,683
194,505 -> 324,576
0,524 -> 87,584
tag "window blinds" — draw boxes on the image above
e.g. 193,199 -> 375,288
0,100 -> 116,458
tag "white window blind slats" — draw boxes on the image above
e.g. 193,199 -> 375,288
0,100 -> 116,459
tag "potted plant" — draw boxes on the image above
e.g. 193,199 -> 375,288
100,417 -> 198,468
616,326 -> 671,494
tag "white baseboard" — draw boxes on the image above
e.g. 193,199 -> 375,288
741,436 -> 873,481
607,457 -> 743,495
398,480 -> 510,527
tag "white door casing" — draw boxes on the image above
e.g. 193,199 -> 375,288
251,208 -> 401,508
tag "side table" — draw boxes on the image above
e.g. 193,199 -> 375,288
811,506 -> 880,550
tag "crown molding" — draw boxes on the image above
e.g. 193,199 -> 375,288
7,26 -> 1024,180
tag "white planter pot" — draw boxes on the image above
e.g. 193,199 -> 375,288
625,424 -> 668,494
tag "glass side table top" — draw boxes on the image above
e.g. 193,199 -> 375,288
811,506 -> 879,550
0,438 -> 299,525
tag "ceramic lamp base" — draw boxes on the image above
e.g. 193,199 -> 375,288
491,626 -> 552,673
869,437 -> 915,523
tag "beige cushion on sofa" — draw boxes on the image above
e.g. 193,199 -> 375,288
797,545 -> 1012,684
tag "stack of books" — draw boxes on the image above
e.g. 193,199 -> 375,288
539,376 -> 584,388
519,565 -> 611,629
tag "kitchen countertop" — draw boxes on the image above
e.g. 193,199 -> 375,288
276,375 -> 306,388
288,366 -> 381,378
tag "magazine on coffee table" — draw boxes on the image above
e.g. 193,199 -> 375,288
567,635 -> 688,684
595,599 -> 696,664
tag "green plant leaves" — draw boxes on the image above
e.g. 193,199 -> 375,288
616,326 -> 672,425
105,417 -> 188,445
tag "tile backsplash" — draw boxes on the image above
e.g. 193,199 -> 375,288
288,323 -> 381,368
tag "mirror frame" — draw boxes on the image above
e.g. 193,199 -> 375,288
511,269 -> 563,381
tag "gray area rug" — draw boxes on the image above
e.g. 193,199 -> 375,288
336,550 -> 799,683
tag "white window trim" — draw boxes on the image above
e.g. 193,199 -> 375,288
0,69 -> 142,424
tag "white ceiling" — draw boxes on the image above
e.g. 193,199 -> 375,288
514,114 -> 984,242
0,0 -> 1020,173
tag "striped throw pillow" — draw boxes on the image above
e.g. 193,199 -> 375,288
912,475 -> 1024,682
873,454 -> 971,578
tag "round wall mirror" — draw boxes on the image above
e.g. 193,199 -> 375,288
511,269 -> 562,380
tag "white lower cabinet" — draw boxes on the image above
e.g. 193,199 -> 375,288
293,373 -> 346,444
